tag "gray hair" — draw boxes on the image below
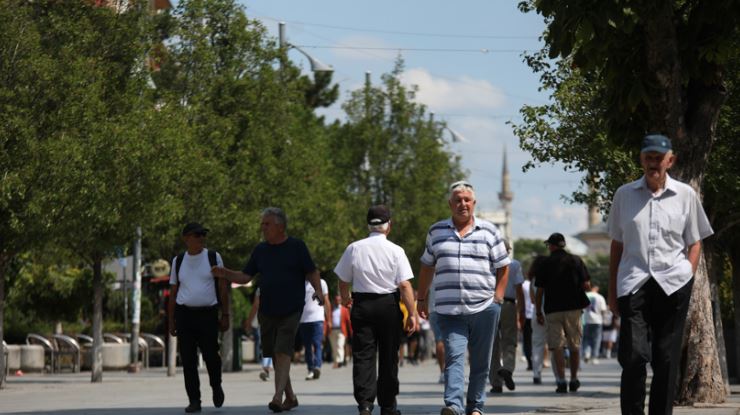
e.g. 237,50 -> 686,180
261,207 -> 287,228
448,180 -> 476,200
368,222 -> 390,233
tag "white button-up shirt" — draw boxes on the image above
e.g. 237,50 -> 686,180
420,217 -> 510,315
607,174 -> 713,297
334,232 -> 414,294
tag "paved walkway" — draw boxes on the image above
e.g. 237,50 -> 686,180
1,358 -> 739,414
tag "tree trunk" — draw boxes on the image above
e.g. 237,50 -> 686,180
0,254 -> 8,390
705,239 -> 730,389
221,289 -> 233,373
91,256 -> 104,383
730,243 -> 740,382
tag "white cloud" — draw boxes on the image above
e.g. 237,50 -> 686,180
400,68 -> 507,112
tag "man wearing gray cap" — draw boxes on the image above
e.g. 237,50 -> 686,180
534,232 -> 591,394
335,205 -> 418,415
607,134 -> 713,415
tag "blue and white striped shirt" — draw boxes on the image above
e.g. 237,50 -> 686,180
420,217 -> 510,315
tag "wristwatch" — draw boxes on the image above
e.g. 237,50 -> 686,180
493,296 -> 504,305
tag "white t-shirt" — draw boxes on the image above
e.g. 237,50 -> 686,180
334,233 -> 413,294
170,249 -> 224,307
584,291 -> 607,325
300,279 -> 329,323
522,280 -> 534,319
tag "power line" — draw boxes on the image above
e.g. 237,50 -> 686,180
295,44 -> 528,54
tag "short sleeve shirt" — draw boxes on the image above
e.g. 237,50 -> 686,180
170,249 -> 224,307
334,233 -> 413,294
420,217 -> 510,315
243,237 -> 316,316
607,174 -> 714,297
534,249 -> 589,314
504,259 -> 524,299
300,279 -> 329,323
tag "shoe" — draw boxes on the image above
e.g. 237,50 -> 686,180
185,403 -> 201,413
259,370 -> 270,381
440,407 -> 457,415
489,385 -> 503,393
437,373 -> 445,384
212,385 -> 224,408
305,370 -> 315,380
533,377 -> 542,385
359,407 -> 372,415
591,358 -> 600,365
268,400 -> 283,413
282,396 -> 299,411
498,368 -> 515,391
569,379 -> 580,392
555,381 -> 568,393
381,409 -> 401,415
313,367 -> 321,379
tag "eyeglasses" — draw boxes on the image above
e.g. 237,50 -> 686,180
448,180 -> 474,192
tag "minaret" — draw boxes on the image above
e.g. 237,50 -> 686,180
498,146 -> 513,242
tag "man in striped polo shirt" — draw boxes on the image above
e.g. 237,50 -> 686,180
417,181 -> 511,415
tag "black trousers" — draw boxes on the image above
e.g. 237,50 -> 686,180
351,292 -> 403,412
522,318 -> 533,367
175,304 -> 222,405
618,277 -> 693,415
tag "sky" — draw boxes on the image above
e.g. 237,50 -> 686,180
238,0 -> 591,240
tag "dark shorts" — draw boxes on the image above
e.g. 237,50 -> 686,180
258,311 -> 301,358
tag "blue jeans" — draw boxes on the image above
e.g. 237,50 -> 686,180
299,321 -> 324,371
582,323 -> 602,360
438,302 -> 501,415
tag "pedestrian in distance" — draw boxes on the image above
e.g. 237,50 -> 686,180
582,285 -> 608,364
489,239 -> 525,393
299,277 -> 331,380
334,205 -> 418,415
417,180 -> 510,415
534,232 -> 591,394
211,207 -> 326,413
168,222 -> 229,413
607,134 -> 713,415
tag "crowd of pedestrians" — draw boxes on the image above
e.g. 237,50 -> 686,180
167,133 -> 713,415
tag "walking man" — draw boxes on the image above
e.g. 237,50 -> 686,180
300,277 -> 331,380
607,134 -> 713,415
168,222 -> 229,413
534,232 -> 591,393
489,240 -> 525,393
582,285 -> 607,364
212,207 -> 325,413
334,205 -> 418,415
417,181 -> 510,415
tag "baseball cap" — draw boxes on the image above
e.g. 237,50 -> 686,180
544,232 -> 566,247
182,222 -> 209,236
641,134 -> 672,153
367,205 -> 391,225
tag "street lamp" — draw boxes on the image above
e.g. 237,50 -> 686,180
430,112 -> 469,143
278,22 -> 333,73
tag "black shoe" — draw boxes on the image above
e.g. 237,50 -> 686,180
533,377 -> 542,385
381,409 -> 401,415
569,378 -> 580,392
185,403 -> 202,413
359,405 -> 373,415
498,368 -> 516,391
313,367 -> 321,379
555,381 -> 567,393
489,385 -> 503,393
213,385 -> 224,408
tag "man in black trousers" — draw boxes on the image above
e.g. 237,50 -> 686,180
168,223 -> 230,413
335,205 -> 418,415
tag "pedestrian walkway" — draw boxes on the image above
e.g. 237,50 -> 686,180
0,358 -> 738,414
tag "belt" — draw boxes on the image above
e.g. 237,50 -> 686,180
352,292 -> 396,301
177,304 -> 218,311
503,297 -> 516,304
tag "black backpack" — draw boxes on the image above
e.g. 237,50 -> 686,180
174,250 -> 223,305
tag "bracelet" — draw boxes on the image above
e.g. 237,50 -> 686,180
417,298 -> 426,301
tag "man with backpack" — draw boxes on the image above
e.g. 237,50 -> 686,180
168,222 -> 230,413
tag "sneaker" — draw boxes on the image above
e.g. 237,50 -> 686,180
533,377 -> 542,385
305,371 -> 315,380
489,385 -> 503,393
498,368 -> 516,391
212,385 -> 225,408
259,370 -> 270,381
185,403 -> 202,413
437,373 -> 445,384
555,381 -> 568,394
312,368 -> 321,379
440,407 -> 457,415
569,379 -> 580,392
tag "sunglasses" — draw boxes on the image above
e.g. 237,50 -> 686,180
449,180 -> 474,192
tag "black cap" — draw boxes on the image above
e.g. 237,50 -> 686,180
182,222 -> 209,236
641,134 -> 672,153
367,205 -> 391,225
544,232 -> 566,247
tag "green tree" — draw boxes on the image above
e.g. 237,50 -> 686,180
517,0 -> 740,402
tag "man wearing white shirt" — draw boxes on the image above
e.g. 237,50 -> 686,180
607,134 -> 713,415
335,205 -> 418,415
300,278 -> 331,380
582,285 -> 607,364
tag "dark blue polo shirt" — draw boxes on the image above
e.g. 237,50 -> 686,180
243,237 -> 316,316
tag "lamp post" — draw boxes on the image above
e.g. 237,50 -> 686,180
278,22 -> 333,74
430,112 -> 469,143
